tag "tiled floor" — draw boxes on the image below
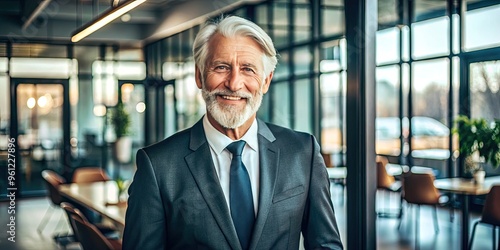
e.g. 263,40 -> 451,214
0,185 -> 495,249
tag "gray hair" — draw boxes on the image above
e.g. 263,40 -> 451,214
193,15 -> 278,81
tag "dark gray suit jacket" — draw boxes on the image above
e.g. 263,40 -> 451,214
123,118 -> 343,250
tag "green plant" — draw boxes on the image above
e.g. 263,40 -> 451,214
453,115 -> 500,172
111,101 -> 131,138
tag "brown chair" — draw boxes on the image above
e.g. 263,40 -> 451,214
71,214 -> 122,250
469,185 -> 500,250
322,152 -> 334,168
38,170 -> 67,234
376,156 -> 402,217
72,167 -> 111,183
60,202 -> 119,242
399,172 -> 443,249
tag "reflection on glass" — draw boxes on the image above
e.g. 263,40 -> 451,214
271,82 -> 290,128
320,73 -> 344,154
376,27 -> 399,65
378,0 -> 398,24
0,75 -> 9,150
412,17 -> 449,59
274,51 -> 290,80
10,58 -> 73,78
413,0 -> 446,21
93,61 -> 118,106
465,5 -> 500,51
376,66 -> 400,156
402,26 -> 410,62
294,5 -> 311,43
121,84 -> 145,146
17,83 -> 63,194
175,75 -> 203,130
256,4 -> 268,28
294,46 -> 311,76
321,2 -> 345,37
320,41 -> 341,72
273,3 -> 289,47
411,59 -> 450,159
0,57 -> 7,72
115,61 -> 146,80
165,85 -> 176,138
470,60 -> 500,120
294,79 -> 312,133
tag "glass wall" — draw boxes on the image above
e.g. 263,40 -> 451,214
0,42 -> 145,199
141,0 -> 500,177
375,0 -> 500,178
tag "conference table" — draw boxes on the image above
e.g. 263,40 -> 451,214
59,181 -> 128,228
434,176 -> 500,250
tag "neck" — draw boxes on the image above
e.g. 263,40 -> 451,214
206,113 -> 256,140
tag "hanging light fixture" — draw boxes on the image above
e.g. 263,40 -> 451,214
71,0 -> 146,43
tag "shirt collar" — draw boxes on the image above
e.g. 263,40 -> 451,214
203,115 -> 259,155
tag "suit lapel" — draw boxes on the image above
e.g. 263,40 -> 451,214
250,120 -> 279,250
184,119 -> 241,250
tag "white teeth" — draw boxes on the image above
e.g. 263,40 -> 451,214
222,95 -> 241,100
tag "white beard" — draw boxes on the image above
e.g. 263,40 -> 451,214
202,87 -> 263,129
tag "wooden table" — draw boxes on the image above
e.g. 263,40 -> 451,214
59,181 -> 128,228
434,176 -> 500,250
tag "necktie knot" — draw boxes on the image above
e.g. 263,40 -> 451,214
227,140 -> 246,157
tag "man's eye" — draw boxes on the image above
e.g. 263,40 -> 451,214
215,66 -> 229,71
243,68 -> 255,73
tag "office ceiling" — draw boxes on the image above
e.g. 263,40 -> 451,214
0,0 -> 249,46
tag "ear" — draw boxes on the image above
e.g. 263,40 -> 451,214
195,67 -> 203,89
261,71 -> 273,94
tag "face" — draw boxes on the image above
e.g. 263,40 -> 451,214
196,33 -> 273,129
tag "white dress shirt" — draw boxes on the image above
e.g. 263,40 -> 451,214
203,115 -> 260,216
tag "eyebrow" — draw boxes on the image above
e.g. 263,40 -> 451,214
210,61 -> 258,69
241,63 -> 257,68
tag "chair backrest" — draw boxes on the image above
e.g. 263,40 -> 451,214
376,156 -> 395,189
403,172 -> 440,205
60,202 -> 91,241
322,152 -> 333,168
71,215 -> 115,250
72,167 -> 110,183
482,185 -> 500,225
41,170 -> 66,206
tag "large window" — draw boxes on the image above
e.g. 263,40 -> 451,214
470,60 -> 500,120
376,65 -> 400,156
465,4 -> 500,51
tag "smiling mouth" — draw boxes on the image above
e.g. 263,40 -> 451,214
220,95 -> 244,101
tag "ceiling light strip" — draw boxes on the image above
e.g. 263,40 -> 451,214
71,0 -> 146,43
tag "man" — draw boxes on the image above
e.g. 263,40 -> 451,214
123,15 -> 343,250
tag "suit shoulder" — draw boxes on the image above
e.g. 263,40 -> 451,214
141,128 -> 191,156
265,122 -> 315,144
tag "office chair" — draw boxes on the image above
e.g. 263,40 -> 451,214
38,170 -> 67,234
71,215 -> 122,250
376,155 -> 402,218
399,172 -> 444,249
469,185 -> 500,250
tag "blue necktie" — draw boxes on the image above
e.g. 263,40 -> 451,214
227,140 -> 254,250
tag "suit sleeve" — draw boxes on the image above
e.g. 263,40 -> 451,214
123,149 -> 166,249
302,135 -> 344,250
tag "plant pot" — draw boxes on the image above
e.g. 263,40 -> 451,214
115,136 -> 132,163
473,170 -> 485,184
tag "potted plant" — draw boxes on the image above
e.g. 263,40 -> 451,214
111,101 -> 132,163
454,115 -> 500,183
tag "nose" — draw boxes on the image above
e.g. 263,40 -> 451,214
224,68 -> 244,92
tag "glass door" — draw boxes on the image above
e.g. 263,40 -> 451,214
7,79 -> 69,197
